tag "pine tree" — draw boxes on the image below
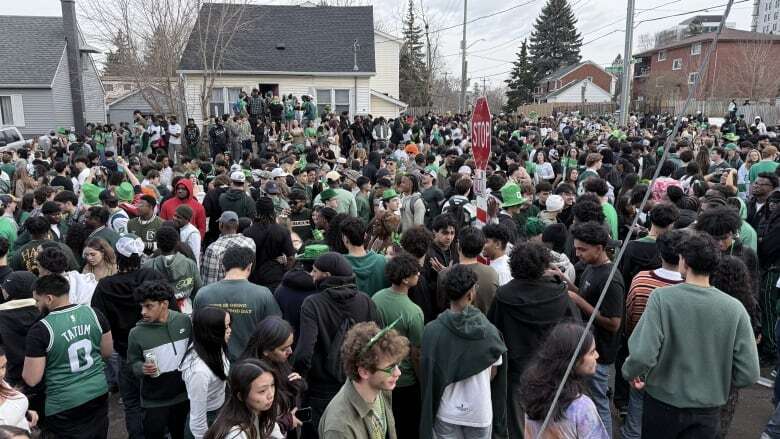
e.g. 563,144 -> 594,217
504,39 -> 536,112
528,0 -> 583,80
399,0 -> 430,107
102,31 -> 133,77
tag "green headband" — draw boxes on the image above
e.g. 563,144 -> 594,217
360,317 -> 402,356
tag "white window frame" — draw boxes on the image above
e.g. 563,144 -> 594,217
658,50 -> 667,61
691,42 -> 702,55
315,88 -> 353,118
688,72 -> 699,85
0,95 -> 24,127
672,58 -> 682,70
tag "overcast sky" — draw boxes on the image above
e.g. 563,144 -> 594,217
2,0 -> 753,86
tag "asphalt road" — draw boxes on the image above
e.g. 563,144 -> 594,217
106,378 -> 777,438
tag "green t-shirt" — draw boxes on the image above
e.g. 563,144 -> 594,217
748,159 -> 779,183
39,305 -> 107,415
602,203 -> 619,240
0,216 -> 18,250
371,288 -> 424,387
193,279 -> 281,361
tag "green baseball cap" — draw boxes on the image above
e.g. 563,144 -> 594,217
500,183 -> 526,208
382,189 -> 400,201
296,244 -> 329,261
320,189 -> 337,202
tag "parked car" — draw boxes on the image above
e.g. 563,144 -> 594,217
0,126 -> 31,151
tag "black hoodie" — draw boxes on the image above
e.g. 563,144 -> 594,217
91,268 -> 167,357
618,236 -> 660,284
274,270 -> 318,347
488,277 -> 580,377
292,275 -> 381,397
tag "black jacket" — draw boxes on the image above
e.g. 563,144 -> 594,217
0,298 -> 40,386
274,270 -> 318,348
618,237 -> 660,285
488,277 -> 580,377
292,275 -> 380,397
202,185 -> 229,247
91,268 -> 168,357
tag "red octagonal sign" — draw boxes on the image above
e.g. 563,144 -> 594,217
471,97 -> 492,170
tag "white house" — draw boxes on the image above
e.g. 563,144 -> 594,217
177,3 -> 406,125
544,78 -> 614,104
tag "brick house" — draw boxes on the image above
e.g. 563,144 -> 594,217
534,61 -> 617,103
632,28 -> 780,101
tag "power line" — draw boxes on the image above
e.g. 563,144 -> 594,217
377,0 -> 541,44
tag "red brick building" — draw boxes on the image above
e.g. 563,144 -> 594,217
632,28 -> 780,101
534,61 -> 616,103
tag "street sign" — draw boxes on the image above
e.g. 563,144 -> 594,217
471,96 -> 492,171
471,97 -> 492,226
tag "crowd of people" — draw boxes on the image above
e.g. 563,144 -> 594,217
0,91 -> 776,439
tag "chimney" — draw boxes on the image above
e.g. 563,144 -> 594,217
61,0 -> 86,134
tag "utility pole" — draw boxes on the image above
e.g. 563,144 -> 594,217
459,0 -> 468,114
443,71 -> 449,112
482,77 -> 487,96
353,39 -> 360,119
620,0 -> 635,127
425,22 -> 433,109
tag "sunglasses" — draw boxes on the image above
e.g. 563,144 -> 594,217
374,363 -> 400,375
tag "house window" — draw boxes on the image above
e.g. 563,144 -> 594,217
315,89 -> 351,116
0,97 -> 13,125
105,84 -> 114,91
691,43 -> 702,55
672,58 -> 682,70
658,50 -> 667,61
688,72 -> 699,85
210,87 -> 242,117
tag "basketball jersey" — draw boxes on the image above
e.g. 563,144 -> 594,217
40,304 -> 108,415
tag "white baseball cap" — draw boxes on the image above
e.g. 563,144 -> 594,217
230,171 -> 246,183
545,194 -> 564,212
270,168 -> 289,179
115,235 -> 145,257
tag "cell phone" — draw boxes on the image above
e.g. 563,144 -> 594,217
297,407 -> 312,423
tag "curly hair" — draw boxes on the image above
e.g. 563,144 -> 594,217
695,205 -> 741,237
369,211 -> 400,240
521,323 -> 595,422
385,251 -> 420,285
37,246 -> 68,274
133,280 -> 175,304
572,198 -> 605,224
400,225 -> 433,258
442,264 -> 477,302
509,242 -> 551,280
341,322 -> 410,382
710,256 -> 760,331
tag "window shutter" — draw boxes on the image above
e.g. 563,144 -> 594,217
10,95 -> 24,127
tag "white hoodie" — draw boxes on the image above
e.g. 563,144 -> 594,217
65,271 -> 98,305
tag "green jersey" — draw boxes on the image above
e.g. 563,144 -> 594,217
39,305 -> 107,415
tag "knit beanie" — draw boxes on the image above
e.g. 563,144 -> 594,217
313,252 -> 353,277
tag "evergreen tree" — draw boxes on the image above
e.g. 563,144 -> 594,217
102,31 -> 133,77
528,0 -> 583,80
399,0 -> 430,107
504,39 -> 536,112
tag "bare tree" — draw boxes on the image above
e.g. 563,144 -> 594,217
716,37 -> 780,102
79,0 -> 195,115
636,33 -> 655,52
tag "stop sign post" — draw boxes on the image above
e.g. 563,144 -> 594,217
471,97 -> 492,225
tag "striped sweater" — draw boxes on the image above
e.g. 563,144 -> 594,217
626,268 -> 683,335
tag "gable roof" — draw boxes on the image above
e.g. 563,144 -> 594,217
543,78 -> 610,100
178,4 -> 376,75
0,16 -> 67,87
540,60 -> 613,83
634,28 -> 780,56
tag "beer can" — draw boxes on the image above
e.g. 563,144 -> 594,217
144,352 -> 160,378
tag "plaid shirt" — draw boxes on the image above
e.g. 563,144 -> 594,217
200,233 -> 256,285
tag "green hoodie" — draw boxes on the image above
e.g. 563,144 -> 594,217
127,310 -> 192,408
344,251 -> 389,296
144,253 -> 202,314
419,305 -> 508,439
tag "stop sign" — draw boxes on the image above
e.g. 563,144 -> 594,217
471,97 -> 492,170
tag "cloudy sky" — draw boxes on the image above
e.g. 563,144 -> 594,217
2,0 -> 754,86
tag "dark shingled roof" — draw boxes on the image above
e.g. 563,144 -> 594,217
178,4 -> 376,74
0,16 -> 66,87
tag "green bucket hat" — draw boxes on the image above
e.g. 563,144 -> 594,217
320,188 -> 337,202
116,182 -> 134,203
500,183 -> 526,208
81,183 -> 102,206
724,142 -> 738,151
723,132 -> 739,142
382,189 -> 400,201
296,244 -> 329,261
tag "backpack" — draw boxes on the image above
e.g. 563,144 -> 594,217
442,196 -> 471,231
325,315 -> 357,383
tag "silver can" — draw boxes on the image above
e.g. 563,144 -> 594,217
144,352 -> 160,378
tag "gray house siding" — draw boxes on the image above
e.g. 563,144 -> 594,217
0,88 -> 55,138
81,53 -> 106,124
52,50 -> 75,132
108,89 -> 172,125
